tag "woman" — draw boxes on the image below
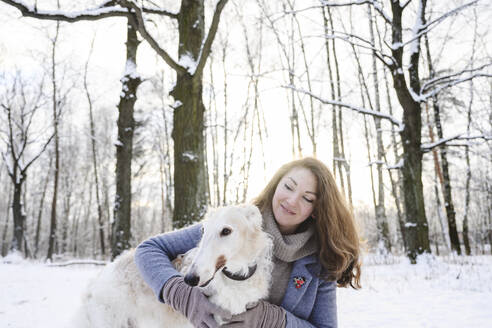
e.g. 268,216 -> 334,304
135,157 -> 361,328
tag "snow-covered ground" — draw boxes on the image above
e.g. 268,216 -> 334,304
1,253 -> 491,327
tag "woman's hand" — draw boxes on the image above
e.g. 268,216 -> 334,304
162,276 -> 230,328
221,300 -> 286,328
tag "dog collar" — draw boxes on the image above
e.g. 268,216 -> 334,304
222,264 -> 258,281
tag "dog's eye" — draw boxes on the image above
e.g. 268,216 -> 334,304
220,227 -> 232,237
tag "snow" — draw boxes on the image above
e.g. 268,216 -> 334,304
386,158 -> 404,170
2,253 -> 491,327
409,0 -> 424,56
339,254 -> 492,328
182,151 -> 198,162
172,100 -> 183,109
123,59 -> 140,80
178,52 -> 198,75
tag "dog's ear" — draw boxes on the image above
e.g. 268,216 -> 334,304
240,204 -> 263,228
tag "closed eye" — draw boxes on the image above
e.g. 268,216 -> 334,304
303,196 -> 314,203
284,183 -> 293,191
220,227 -> 232,237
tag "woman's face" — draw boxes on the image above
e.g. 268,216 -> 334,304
272,167 -> 317,234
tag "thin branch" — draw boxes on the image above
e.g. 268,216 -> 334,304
269,1 -> 392,25
22,132 -> 55,174
106,0 -> 179,17
285,85 -> 403,129
421,62 -> 492,93
0,0 -> 129,22
421,134 -> 492,152
423,0 -> 478,31
393,0 -> 480,53
307,31 -> 393,67
420,73 -> 492,101
118,0 -> 186,75
194,0 -> 230,77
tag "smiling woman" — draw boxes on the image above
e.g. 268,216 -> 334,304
271,167 -> 317,235
135,157 -> 361,328
254,157 -> 361,289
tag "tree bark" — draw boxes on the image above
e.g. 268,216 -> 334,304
34,157 -> 52,258
422,29 -> 461,255
112,20 -> 141,259
171,0 -> 209,228
11,182 -> 25,253
390,0 -> 430,262
1,183 -> 12,256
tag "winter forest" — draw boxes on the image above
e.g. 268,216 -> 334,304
0,0 -> 491,264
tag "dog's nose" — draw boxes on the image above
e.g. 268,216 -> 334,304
184,273 -> 200,287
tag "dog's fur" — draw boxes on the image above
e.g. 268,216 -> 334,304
74,204 -> 273,328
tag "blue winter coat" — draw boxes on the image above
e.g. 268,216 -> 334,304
134,223 -> 337,328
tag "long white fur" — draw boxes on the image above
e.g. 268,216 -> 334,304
74,204 -> 273,328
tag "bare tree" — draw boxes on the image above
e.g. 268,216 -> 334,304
82,36 -> 107,255
290,0 -> 491,261
0,72 -> 53,255
46,19 -> 61,262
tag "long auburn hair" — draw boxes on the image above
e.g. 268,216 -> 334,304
253,157 -> 361,289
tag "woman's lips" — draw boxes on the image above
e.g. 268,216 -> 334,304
281,204 -> 296,215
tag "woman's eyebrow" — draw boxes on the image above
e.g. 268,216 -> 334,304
288,177 -> 297,185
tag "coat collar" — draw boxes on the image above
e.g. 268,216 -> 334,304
281,254 -> 321,312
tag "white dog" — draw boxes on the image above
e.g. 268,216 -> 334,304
74,204 -> 273,328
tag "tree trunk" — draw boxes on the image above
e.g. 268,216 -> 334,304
47,21 -> 61,262
1,183 -> 12,256
390,0 -> 430,262
171,0 -> 209,228
35,157 -> 52,258
112,20 -> 141,259
84,36 -> 106,255
289,0 -> 316,156
462,9 -> 478,256
11,182 -> 26,253
424,30 -> 460,253
367,4 -> 390,251
222,43 -> 229,205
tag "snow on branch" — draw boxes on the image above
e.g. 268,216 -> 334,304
395,0 -> 480,54
420,72 -> 492,101
423,0 -> 478,31
0,0 -> 129,22
367,159 -> 404,170
320,0 -> 392,24
421,134 -> 491,152
118,0 -> 186,75
421,63 -> 492,94
271,1 -> 392,25
285,85 -> 403,130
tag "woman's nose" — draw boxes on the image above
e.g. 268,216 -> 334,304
286,193 -> 300,206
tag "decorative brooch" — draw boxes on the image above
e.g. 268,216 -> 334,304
293,276 -> 306,289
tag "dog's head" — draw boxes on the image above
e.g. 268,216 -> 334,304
183,204 -> 267,287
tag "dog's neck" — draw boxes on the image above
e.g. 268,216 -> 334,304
222,263 -> 257,281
